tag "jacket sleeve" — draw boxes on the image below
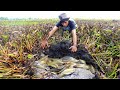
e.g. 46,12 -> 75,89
56,21 -> 62,27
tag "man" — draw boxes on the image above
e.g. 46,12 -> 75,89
40,13 -> 78,52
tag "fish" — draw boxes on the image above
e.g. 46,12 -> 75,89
59,68 -> 75,77
61,56 -> 79,62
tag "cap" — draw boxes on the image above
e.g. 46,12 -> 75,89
58,13 -> 70,22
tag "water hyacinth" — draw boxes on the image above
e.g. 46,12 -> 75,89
0,19 -> 119,79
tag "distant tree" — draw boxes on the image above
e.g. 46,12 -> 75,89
0,17 -> 9,20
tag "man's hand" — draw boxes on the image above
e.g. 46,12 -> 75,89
40,39 -> 49,49
69,45 -> 77,52
71,29 -> 77,52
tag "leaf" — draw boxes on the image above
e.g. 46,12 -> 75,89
0,74 -> 3,78
108,63 -> 118,78
105,29 -> 112,33
1,35 -> 9,39
59,68 -> 75,77
12,42 -> 17,47
1,35 -> 9,42
27,54 -> 34,59
0,69 -> 9,73
27,34 -> 31,39
8,54 -> 16,57
12,74 -> 24,78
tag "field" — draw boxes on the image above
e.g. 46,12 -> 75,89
0,19 -> 120,79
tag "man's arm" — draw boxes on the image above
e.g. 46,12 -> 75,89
46,26 -> 58,40
69,29 -> 77,52
46,21 -> 61,40
71,29 -> 77,47
41,26 -> 58,49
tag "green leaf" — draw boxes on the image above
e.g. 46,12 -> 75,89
1,35 -> 9,39
8,54 -> 15,57
27,34 -> 31,39
105,29 -> 112,33
27,54 -> 34,59
0,74 -> 3,78
108,63 -> 118,78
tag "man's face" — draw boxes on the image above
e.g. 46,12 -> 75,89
61,21 -> 69,27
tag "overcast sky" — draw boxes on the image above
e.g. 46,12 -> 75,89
0,11 -> 120,20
